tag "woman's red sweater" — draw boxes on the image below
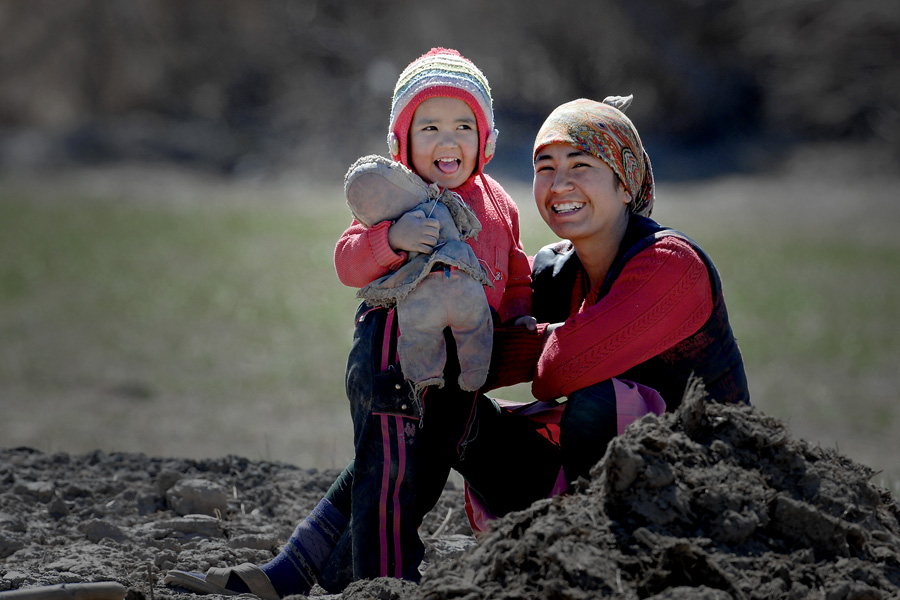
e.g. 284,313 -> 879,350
489,236 -> 713,401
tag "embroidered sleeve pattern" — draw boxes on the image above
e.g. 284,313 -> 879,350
532,237 -> 713,401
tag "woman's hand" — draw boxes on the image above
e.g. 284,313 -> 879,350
388,209 -> 440,254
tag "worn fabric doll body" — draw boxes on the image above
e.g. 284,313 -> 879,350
344,155 -> 493,392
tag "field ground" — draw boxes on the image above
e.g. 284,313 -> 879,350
2,143 -> 898,492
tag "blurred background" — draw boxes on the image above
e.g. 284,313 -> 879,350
1,0 -> 897,179
1,1 -> 899,487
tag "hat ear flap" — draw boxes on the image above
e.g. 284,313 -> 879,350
387,132 -> 400,159
484,129 -> 499,160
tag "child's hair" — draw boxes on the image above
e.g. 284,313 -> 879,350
387,47 -> 499,175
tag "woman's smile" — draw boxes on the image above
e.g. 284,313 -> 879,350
551,201 -> 585,214
533,143 -> 631,243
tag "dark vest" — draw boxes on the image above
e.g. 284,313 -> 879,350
531,214 -> 750,409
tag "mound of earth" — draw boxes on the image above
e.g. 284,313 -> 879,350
418,389 -> 900,599
2,390 -> 899,599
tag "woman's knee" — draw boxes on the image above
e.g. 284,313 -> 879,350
560,380 -> 618,443
559,380 -> 619,482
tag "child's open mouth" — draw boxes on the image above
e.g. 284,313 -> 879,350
436,158 -> 460,174
552,202 -> 585,214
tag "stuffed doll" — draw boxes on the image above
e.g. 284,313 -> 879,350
344,154 -> 494,393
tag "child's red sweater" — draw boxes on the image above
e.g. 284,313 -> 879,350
334,173 -> 532,325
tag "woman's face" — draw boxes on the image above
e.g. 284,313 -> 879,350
533,143 -> 632,243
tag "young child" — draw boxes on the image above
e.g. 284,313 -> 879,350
334,47 -> 533,583
164,47 -> 532,597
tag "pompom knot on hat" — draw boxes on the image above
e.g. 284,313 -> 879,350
387,47 -> 498,173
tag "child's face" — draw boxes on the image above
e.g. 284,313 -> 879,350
409,97 -> 479,189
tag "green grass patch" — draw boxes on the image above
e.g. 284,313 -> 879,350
711,235 -> 900,375
0,182 -> 362,465
0,192 -> 359,396
2,170 -> 898,488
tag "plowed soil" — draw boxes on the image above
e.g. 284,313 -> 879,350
3,391 -> 899,599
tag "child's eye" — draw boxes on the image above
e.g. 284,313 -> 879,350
535,165 -> 554,173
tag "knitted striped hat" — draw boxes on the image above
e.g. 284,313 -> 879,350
387,48 -> 498,173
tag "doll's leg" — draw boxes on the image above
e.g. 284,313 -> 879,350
397,271 -> 493,392
446,273 -> 493,391
395,273 -> 449,389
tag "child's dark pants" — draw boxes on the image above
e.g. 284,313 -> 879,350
331,304 -> 561,585
318,376 -> 623,592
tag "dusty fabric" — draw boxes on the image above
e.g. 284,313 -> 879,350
334,172 -> 532,324
395,269 -> 493,392
357,201 -> 491,307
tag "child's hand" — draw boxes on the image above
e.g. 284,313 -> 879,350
513,316 -> 537,331
388,209 -> 441,254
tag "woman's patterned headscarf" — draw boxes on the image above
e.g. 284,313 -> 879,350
533,96 -> 655,217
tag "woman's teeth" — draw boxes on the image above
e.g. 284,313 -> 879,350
553,202 -> 585,214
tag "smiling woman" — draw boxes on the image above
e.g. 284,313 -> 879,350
464,95 -> 750,533
517,96 -> 748,409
